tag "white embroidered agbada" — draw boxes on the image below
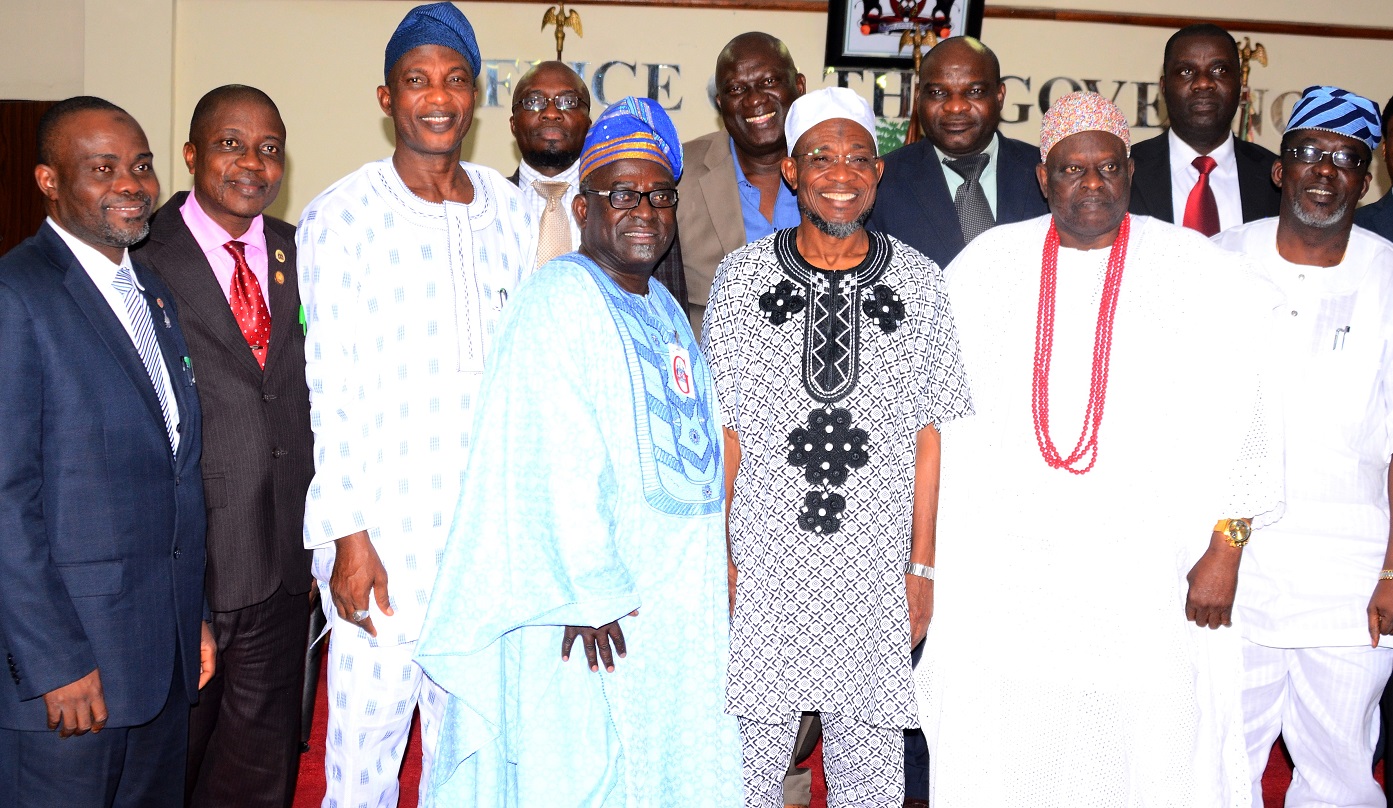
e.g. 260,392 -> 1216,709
916,214 -> 1284,806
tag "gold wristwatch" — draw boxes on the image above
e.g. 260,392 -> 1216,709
1214,518 -> 1252,548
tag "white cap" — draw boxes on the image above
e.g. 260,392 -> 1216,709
783,87 -> 878,156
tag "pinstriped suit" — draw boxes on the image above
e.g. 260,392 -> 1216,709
134,192 -> 313,808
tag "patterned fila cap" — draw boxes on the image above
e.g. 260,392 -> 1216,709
1039,91 -> 1131,162
1285,85 -> 1382,152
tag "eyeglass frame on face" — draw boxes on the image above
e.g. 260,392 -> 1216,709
583,188 -> 680,210
1283,144 -> 1368,170
513,92 -> 589,113
792,149 -> 880,171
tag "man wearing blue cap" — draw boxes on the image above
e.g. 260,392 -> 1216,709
295,4 -> 534,806
415,96 -> 742,807
1215,85 -> 1393,807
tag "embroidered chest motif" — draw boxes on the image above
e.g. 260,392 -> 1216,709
589,260 -> 722,516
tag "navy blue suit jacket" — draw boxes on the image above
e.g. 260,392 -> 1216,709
1355,192 -> 1393,242
867,133 -> 1049,269
0,222 -> 206,731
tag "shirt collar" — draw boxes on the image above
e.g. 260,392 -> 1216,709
933,131 -> 1000,167
1168,129 -> 1236,171
519,158 -> 580,189
180,191 -> 266,257
47,216 -> 138,287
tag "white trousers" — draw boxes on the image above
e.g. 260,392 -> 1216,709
740,712 -> 903,808
1241,640 -> 1393,808
320,617 -> 446,808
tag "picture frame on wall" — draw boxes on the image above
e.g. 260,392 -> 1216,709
825,0 -> 986,69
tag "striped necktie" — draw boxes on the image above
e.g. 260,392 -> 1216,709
112,264 -> 177,451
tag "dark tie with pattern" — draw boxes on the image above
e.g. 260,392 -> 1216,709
225,240 -> 272,369
1182,155 -> 1221,237
944,153 -> 995,245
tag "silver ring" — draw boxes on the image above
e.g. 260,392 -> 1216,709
350,609 -> 370,623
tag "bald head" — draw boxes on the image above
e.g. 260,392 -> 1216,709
716,32 -> 797,84
918,36 -> 1000,86
189,85 -> 281,145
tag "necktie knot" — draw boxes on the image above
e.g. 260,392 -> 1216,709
945,153 -> 990,183
1192,155 -> 1217,177
112,264 -> 135,294
533,180 -> 570,203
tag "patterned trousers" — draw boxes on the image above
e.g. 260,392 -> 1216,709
320,617 -> 446,808
740,712 -> 903,808
1242,640 -> 1393,808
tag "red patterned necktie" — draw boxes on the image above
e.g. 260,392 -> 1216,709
224,240 -> 271,369
1182,155 -> 1220,237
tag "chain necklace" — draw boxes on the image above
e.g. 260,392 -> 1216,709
1032,214 -> 1130,475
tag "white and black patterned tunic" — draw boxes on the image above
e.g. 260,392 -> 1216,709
703,228 -> 972,726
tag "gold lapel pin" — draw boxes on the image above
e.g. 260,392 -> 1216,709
274,271 -> 286,285
275,249 -> 286,263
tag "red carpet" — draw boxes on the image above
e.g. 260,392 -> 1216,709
290,650 -> 1376,807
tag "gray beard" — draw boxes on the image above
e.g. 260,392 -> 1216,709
799,202 -> 872,239
1286,188 -> 1351,229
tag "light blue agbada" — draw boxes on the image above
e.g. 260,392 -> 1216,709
415,254 -> 742,807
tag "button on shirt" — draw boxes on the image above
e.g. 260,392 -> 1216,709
1216,218 -> 1393,647
935,133 -> 1001,219
517,158 -> 581,252
48,217 -> 181,449
731,139 -> 800,242
1169,130 -> 1244,233
179,191 -> 270,307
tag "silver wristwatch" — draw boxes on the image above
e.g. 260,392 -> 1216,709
904,562 -> 935,580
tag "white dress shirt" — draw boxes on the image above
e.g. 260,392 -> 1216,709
1169,130 -> 1245,233
517,158 -> 581,252
49,217 -> 181,449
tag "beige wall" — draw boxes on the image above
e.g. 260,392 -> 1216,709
5,0 -> 1393,221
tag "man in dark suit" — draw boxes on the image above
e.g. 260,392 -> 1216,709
133,85 -> 313,808
0,95 -> 214,807
1355,94 -> 1393,240
679,32 -> 805,337
1128,24 -> 1280,233
867,36 -> 1048,271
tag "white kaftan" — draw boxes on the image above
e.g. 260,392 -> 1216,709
297,158 -> 534,646
918,215 -> 1283,807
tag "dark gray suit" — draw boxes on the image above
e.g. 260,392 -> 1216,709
867,133 -> 1049,269
134,193 -> 313,808
1128,132 -> 1281,225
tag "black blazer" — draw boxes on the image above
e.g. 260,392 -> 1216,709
134,193 -> 313,612
1128,132 -> 1281,224
868,133 -> 1049,269
0,222 -> 207,729
1355,192 -> 1393,242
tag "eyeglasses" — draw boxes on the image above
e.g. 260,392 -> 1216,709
1283,144 -> 1367,170
792,150 -> 879,171
513,92 -> 588,113
584,188 -> 679,210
